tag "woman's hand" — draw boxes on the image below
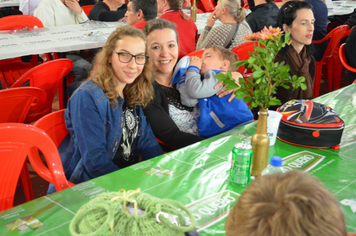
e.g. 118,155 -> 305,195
214,81 -> 237,102
184,0 -> 191,7
189,56 -> 202,68
207,11 -> 217,27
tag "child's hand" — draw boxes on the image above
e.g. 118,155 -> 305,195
189,56 -> 202,69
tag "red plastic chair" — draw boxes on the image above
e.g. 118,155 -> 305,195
0,87 -> 46,123
200,0 -> 215,12
10,59 -> 73,123
0,15 -> 44,30
82,5 -> 94,16
0,15 -> 45,89
185,49 -> 205,58
312,25 -> 349,98
0,87 -> 46,205
0,123 -> 72,211
331,27 -> 354,91
339,43 -> 356,74
31,110 -> 75,188
231,41 -> 257,74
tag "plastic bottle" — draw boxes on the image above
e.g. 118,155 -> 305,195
261,156 -> 285,176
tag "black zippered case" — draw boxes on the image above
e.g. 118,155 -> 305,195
276,99 -> 345,149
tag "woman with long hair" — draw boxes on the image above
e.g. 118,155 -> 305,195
196,0 -> 252,50
275,1 -> 315,104
143,19 -> 204,151
49,25 -> 163,193
157,0 -> 197,58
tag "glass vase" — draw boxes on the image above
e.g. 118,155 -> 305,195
251,109 -> 270,177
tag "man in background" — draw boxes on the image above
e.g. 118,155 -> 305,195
124,0 -> 157,30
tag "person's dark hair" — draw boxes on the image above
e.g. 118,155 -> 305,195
276,1 -> 313,54
166,0 -> 189,21
130,0 -> 157,21
142,18 -> 179,44
276,1 -> 313,29
265,0 -> 274,3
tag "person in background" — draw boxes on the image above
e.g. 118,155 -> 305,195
305,0 -> 328,61
345,9 -> 356,28
196,0 -> 252,50
274,1 -> 315,104
19,0 -> 41,15
142,19 -> 203,151
79,0 -> 95,6
34,0 -> 88,27
124,0 -> 157,30
157,0 -> 197,58
345,26 -> 356,84
34,0 -> 92,96
49,25 -> 163,194
225,170 -> 349,236
246,0 -> 279,33
88,0 -> 127,21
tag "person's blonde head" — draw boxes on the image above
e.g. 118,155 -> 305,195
220,0 -> 246,23
91,25 -> 154,107
209,45 -> 238,71
225,170 -> 347,236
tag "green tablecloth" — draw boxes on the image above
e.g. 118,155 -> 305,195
1,84 -> 356,235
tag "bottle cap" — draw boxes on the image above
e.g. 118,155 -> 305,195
270,156 -> 283,167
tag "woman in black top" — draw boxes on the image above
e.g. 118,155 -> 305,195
88,0 -> 127,21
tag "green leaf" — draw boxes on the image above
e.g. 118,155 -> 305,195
252,70 -> 265,78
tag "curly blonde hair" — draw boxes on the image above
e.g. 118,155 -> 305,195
91,25 -> 154,107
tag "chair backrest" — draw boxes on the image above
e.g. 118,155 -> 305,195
31,110 -> 74,189
10,59 -> 73,123
200,0 -> 215,12
231,41 -> 257,73
185,49 -> 205,58
315,25 -> 349,62
33,109 -> 69,148
82,5 -> 94,16
0,87 -> 46,123
0,123 -> 71,211
339,43 -> 356,73
0,15 -> 44,30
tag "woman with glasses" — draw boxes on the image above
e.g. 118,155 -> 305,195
275,1 -> 315,104
48,25 -> 163,193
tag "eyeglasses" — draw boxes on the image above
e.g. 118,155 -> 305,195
114,51 -> 149,65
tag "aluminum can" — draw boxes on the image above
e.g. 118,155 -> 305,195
230,142 -> 253,185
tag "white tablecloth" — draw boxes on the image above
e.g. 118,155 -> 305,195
0,22 -> 124,60
328,1 -> 355,16
0,15 -> 217,60
0,0 -> 19,7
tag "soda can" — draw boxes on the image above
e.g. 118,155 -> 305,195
230,142 -> 253,185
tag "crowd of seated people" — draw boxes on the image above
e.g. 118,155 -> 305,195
2,3 -> 356,226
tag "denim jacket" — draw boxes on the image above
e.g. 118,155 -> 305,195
59,79 -> 163,185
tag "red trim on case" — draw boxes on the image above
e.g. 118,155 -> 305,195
277,136 -> 339,149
